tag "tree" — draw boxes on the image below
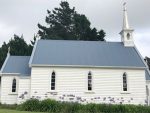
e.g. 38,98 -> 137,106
38,1 -> 106,41
31,34 -> 38,46
0,34 -> 32,68
145,57 -> 150,70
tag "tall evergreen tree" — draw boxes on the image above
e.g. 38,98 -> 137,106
145,56 -> 150,70
0,34 -> 32,68
38,1 -> 106,41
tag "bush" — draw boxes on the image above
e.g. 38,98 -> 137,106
17,99 -> 40,111
17,99 -> 150,113
61,102 -> 83,113
39,99 -> 60,112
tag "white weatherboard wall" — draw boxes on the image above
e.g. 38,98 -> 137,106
146,81 -> 150,105
31,66 -> 146,105
1,75 -> 19,104
0,78 -> 1,102
17,77 -> 31,104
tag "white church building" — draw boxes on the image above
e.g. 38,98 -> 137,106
0,4 -> 150,105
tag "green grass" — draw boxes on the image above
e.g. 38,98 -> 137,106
0,109 -> 46,113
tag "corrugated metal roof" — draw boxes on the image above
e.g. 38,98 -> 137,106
30,40 -> 145,68
1,56 -> 31,75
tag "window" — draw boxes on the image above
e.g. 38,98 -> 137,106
12,78 -> 16,92
51,71 -> 56,90
127,33 -> 130,40
123,73 -> 127,91
88,72 -> 92,91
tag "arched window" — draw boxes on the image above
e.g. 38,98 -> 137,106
12,78 -> 16,92
127,33 -> 130,40
123,73 -> 127,91
51,71 -> 56,90
88,71 -> 92,91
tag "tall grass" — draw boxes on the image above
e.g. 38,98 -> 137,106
16,99 -> 150,113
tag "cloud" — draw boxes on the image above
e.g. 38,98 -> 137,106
0,21 -> 17,44
134,30 -> 150,57
0,0 -> 149,57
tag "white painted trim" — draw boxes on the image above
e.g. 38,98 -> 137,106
30,64 -> 146,69
0,73 -> 20,76
84,91 -> 95,94
8,93 -> 18,95
0,53 -> 10,73
120,92 -> 131,94
29,39 -> 39,67
19,76 -> 31,79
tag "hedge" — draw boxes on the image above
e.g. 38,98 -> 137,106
16,99 -> 150,113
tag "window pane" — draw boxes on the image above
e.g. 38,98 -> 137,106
12,88 -> 16,92
51,87 -> 55,90
51,72 -> 56,90
12,79 -> 16,92
51,83 -> 55,86
51,79 -> 55,83
123,88 -> 127,91
88,72 -> 92,91
123,73 -> 127,91
88,76 -> 92,79
88,87 -> 92,91
52,75 -> 55,79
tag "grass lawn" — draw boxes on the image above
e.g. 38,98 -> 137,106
0,109 -> 46,113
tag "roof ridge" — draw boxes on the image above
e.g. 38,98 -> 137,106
39,39 -> 122,43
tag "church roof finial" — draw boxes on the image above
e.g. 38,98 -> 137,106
7,46 -> 10,56
123,2 -> 130,29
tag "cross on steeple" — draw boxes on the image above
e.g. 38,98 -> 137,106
7,46 -> 10,56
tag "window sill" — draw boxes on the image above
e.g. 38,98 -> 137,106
120,91 -> 131,94
47,91 -> 58,95
84,91 -> 95,94
9,92 -> 18,95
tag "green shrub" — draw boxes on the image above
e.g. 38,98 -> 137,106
61,102 -> 83,113
17,99 -> 40,111
39,99 -> 60,112
16,99 -> 150,113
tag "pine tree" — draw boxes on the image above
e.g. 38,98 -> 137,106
38,1 -> 105,41
0,34 -> 32,68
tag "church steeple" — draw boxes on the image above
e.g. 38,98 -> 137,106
123,2 -> 129,29
120,2 -> 134,47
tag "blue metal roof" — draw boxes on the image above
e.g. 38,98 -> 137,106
30,40 -> 146,68
1,56 -> 31,75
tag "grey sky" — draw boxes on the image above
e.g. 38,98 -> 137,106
0,0 -> 150,57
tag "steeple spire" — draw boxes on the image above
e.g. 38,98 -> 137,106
120,2 -> 134,47
123,2 -> 129,29
7,46 -> 10,56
